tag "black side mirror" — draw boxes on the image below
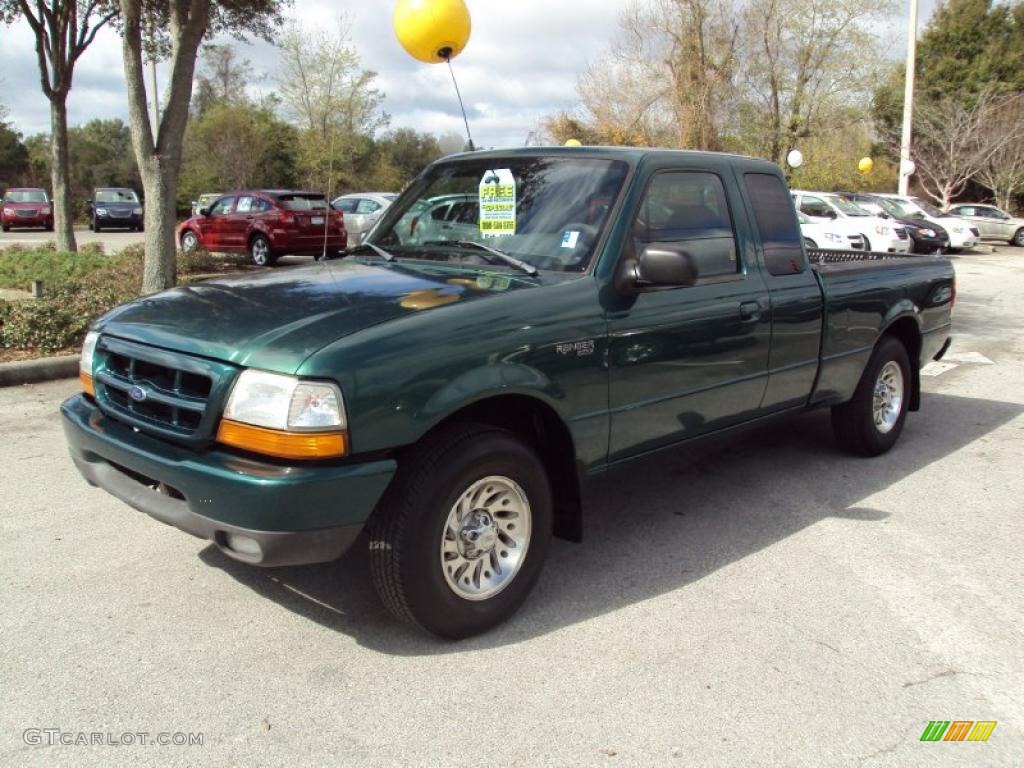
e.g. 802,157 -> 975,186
827,210 -> 838,219
199,207 -> 211,217
624,245 -> 698,292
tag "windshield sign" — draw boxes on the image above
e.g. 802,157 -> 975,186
373,156 -> 629,273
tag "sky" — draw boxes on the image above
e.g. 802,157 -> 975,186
0,0 -> 936,148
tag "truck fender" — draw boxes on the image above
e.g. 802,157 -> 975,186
878,309 -> 923,412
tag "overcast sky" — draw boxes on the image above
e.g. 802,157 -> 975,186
0,0 -> 935,147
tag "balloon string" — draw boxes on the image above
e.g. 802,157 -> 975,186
445,55 -> 475,152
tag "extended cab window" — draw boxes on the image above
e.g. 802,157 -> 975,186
745,173 -> 806,276
635,171 -> 738,278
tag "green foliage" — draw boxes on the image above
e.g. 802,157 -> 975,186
0,118 -> 29,189
179,102 -> 299,207
0,249 -> 110,291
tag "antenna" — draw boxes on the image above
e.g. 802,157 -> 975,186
440,47 -> 474,151
321,126 -> 337,261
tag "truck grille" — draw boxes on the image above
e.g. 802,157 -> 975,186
110,209 -> 132,218
16,209 -> 38,217
93,336 -> 238,445
847,235 -> 866,250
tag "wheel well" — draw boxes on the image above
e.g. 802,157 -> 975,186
423,395 -> 583,542
882,316 -> 922,411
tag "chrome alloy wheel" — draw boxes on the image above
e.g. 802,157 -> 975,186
440,475 -> 532,601
873,361 -> 904,434
252,238 -> 270,265
181,231 -> 198,252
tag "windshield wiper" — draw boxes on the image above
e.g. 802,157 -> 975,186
350,242 -> 395,262
455,240 -> 538,277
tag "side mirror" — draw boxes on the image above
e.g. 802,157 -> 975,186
827,210 -> 838,219
626,245 -> 698,291
199,207 -> 211,217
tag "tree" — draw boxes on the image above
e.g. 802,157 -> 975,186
179,102 -> 297,205
117,0 -> 288,293
972,92 -> 1024,211
737,0 -> 896,166
0,101 -> 31,188
1,0 -> 119,250
275,19 -> 388,195
376,129 -> 442,185
901,88 -> 1024,209
192,43 -> 255,116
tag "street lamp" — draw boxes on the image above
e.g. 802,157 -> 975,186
898,0 -> 919,195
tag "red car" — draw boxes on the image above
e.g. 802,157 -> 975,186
2,188 -> 54,232
177,190 -> 347,266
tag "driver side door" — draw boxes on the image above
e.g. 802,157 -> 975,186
200,196 -> 236,250
607,167 -> 772,461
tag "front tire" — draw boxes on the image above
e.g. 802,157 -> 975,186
831,335 -> 912,456
180,230 -> 199,252
93,219 -> 102,233
368,424 -> 553,639
1012,228 -> 1024,247
861,236 -> 872,252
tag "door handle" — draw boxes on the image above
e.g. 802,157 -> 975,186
739,301 -> 762,321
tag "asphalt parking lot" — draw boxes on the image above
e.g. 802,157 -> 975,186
1,247 -> 1022,766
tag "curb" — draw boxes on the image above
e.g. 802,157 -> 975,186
0,354 -> 79,387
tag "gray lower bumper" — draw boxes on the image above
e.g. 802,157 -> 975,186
71,454 -> 363,567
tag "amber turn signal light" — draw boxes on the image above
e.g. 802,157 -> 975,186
80,371 -> 95,397
216,419 -> 347,460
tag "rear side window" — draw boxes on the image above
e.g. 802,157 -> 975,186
252,198 -> 273,213
635,171 -> 738,278
355,199 -> 382,214
745,173 -> 806,276
279,194 -> 328,211
334,198 -> 358,213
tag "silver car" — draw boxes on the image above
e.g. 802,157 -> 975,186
331,193 -> 398,247
946,204 -> 1024,247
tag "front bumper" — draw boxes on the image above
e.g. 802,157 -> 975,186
97,214 -> 143,228
61,394 -> 396,567
2,212 -> 51,228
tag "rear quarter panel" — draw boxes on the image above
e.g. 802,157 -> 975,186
811,257 -> 955,405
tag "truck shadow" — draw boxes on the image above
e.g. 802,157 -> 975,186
199,392 -> 1022,654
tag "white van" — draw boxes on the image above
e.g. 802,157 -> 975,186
792,191 -> 910,253
796,211 -> 866,251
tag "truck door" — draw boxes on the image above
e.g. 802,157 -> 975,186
607,167 -> 772,461
741,172 -> 824,411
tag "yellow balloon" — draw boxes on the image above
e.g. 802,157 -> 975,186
564,139 -> 582,147
858,156 -> 874,174
393,0 -> 472,64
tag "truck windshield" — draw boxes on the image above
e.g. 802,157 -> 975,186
372,156 -> 630,273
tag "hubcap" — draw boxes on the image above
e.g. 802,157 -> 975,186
1016,230 -> 1024,246
440,475 -> 531,601
873,361 -> 904,434
183,234 -> 197,252
253,240 -> 268,265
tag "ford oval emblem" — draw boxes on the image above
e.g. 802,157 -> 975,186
128,385 -> 148,403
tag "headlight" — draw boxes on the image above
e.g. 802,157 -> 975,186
217,370 -> 348,459
80,331 -> 99,396
96,207 -> 108,216
42,206 -> 52,214
824,232 -> 843,243
921,228 -> 936,237
2,207 -> 12,215
133,207 -> 143,215
874,225 -> 889,236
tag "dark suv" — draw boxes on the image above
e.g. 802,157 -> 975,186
88,188 -> 144,232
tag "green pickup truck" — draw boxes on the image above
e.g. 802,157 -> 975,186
62,148 -> 955,638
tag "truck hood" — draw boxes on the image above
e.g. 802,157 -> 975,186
98,259 -> 537,373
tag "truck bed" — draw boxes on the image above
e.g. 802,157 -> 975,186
807,249 -> 956,406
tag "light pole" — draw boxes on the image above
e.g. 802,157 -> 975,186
898,0 -> 919,195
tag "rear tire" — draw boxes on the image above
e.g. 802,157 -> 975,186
831,335 -> 912,456
861,236 -> 872,252
1012,228 -> 1024,247
249,234 -> 276,266
368,424 -> 553,639
804,238 -> 818,250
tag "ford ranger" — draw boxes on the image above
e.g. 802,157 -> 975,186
61,148 -> 955,639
